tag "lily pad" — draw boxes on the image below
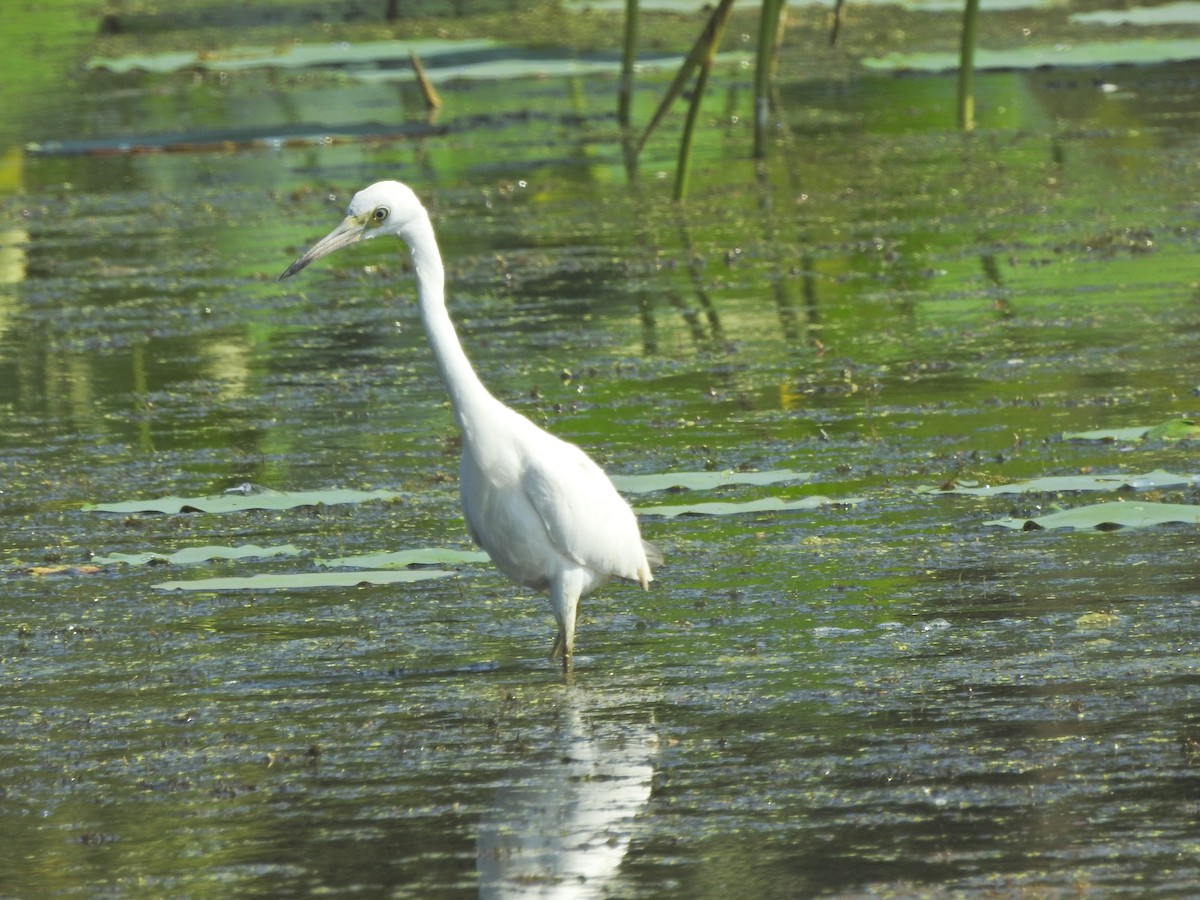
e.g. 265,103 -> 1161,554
1063,420 -> 1200,442
86,39 -> 716,85
28,121 -> 445,157
931,469 -> 1199,496
1071,3 -> 1200,27
154,569 -> 452,592
610,469 -> 813,495
636,495 -> 861,519
317,548 -> 491,569
85,487 -> 403,515
863,39 -> 1200,72
87,39 -> 501,76
985,501 -> 1200,531
1061,426 -> 1157,443
1144,420 -> 1200,441
94,544 -> 302,567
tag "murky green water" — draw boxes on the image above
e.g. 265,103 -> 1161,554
4,3 -> 1200,897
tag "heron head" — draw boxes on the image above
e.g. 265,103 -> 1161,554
279,180 -> 423,280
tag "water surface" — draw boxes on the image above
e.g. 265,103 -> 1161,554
3,3 -> 1200,897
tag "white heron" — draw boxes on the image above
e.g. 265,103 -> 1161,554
280,181 -> 661,668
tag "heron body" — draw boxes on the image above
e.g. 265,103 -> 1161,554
280,181 -> 660,667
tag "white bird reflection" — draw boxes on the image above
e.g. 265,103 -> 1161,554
477,694 -> 657,898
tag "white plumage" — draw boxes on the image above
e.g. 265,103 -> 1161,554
281,181 -> 660,667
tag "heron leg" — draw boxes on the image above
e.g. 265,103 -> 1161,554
547,571 -> 585,669
548,612 -> 576,670
549,627 -> 567,663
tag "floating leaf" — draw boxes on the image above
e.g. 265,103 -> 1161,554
636,495 -> 861,519
1072,5 -> 1200,26
154,570 -> 452,592
1144,419 -> 1200,441
1061,426 -> 1153,443
94,544 -> 303,566
863,39 -> 1200,72
85,487 -> 402,515
86,40 -> 502,76
610,469 -> 813,494
931,469 -> 1199,496
85,40 -> 716,84
985,501 -> 1200,531
1061,420 -> 1200,442
317,548 -> 491,569
29,121 -> 445,157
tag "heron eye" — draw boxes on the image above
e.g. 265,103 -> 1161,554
373,207 -> 389,222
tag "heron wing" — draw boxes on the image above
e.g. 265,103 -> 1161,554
520,437 -> 649,584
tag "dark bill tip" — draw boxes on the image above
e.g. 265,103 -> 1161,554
278,256 -> 312,281
277,217 -> 364,283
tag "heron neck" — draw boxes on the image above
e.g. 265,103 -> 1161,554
407,218 -> 498,433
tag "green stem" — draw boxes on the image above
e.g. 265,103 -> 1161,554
957,0 -> 979,131
673,0 -> 736,200
618,0 -> 639,132
753,0 -> 784,158
829,0 -> 844,46
674,55 -> 713,200
635,0 -> 735,158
